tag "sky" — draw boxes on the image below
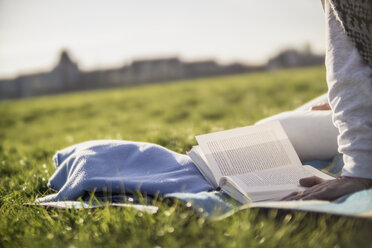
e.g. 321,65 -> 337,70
0,0 -> 326,79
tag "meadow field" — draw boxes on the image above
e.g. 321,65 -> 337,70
1,66 -> 371,247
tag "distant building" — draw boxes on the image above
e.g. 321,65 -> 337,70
0,50 -> 82,99
0,47 -> 324,100
50,51 -> 81,91
266,48 -> 324,70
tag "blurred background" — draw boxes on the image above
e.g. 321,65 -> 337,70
0,0 -> 325,100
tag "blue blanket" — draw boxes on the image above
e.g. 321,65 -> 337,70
36,140 -> 213,202
36,140 -> 372,218
166,189 -> 372,219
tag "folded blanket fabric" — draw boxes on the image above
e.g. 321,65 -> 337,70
36,140 -> 372,219
36,140 -> 214,202
167,188 -> 372,219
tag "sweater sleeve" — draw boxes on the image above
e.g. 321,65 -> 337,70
325,0 -> 372,179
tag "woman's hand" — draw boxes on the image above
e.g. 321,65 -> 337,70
281,176 -> 372,201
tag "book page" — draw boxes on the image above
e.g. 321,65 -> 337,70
196,121 -> 301,182
231,166 -> 316,190
222,165 -> 334,202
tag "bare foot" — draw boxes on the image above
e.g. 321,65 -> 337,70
311,102 -> 331,111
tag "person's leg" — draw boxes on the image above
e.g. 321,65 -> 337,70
255,102 -> 339,162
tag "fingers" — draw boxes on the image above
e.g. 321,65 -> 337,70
301,190 -> 333,200
281,176 -> 326,201
280,191 -> 299,201
299,176 -> 325,187
281,177 -> 371,202
281,183 -> 326,201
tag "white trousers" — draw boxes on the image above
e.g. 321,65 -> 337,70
256,94 -> 339,162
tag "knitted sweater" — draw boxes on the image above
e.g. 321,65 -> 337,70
324,0 -> 372,179
328,0 -> 372,70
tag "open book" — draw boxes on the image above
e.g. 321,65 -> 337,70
187,121 -> 334,204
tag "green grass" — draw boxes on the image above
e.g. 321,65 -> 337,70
1,66 -> 371,247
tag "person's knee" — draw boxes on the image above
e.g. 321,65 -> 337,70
256,110 -> 339,161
